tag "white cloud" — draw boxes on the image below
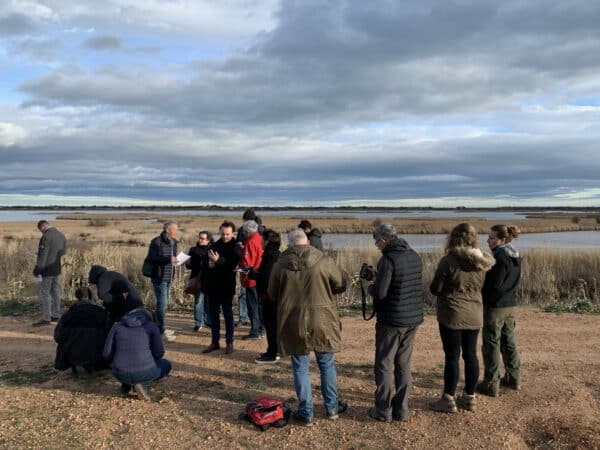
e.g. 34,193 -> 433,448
0,122 -> 27,146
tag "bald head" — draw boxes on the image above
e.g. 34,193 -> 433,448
288,228 -> 308,246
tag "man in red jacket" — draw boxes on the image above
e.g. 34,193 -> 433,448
240,220 -> 264,340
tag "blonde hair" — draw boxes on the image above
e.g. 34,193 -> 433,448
490,224 -> 520,242
445,223 -> 478,251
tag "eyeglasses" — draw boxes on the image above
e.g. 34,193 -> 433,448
198,236 -> 209,241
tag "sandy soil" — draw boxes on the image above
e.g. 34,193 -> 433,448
0,308 -> 599,449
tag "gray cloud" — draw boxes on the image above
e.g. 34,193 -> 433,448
0,13 -> 37,36
81,35 -> 122,50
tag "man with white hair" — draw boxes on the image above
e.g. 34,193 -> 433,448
268,228 -> 348,426
146,221 -> 179,341
239,220 -> 264,340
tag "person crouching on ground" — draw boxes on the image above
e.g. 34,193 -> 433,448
268,229 -> 348,426
54,287 -> 111,379
366,224 -> 424,422
102,307 -> 171,400
478,224 -> 522,396
248,229 -> 281,364
428,223 -> 494,413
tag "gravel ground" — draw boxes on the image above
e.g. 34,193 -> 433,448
1,308 -> 599,449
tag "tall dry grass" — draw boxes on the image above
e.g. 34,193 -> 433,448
1,238 -> 598,311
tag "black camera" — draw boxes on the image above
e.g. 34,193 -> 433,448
359,263 -> 376,281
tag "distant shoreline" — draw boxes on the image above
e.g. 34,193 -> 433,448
1,205 -> 600,212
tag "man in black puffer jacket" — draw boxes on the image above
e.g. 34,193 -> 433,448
88,265 -> 143,323
366,224 -> 424,422
54,287 -> 111,378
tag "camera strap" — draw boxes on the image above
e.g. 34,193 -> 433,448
360,278 -> 376,321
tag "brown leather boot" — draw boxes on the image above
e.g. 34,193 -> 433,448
224,343 -> 234,354
202,343 -> 220,354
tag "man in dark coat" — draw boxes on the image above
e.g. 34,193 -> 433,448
186,230 -> 212,331
366,223 -> 424,422
202,221 -> 240,355
54,287 -> 111,378
32,220 -> 67,326
248,229 -> 281,364
146,221 -> 179,339
298,219 -> 324,251
88,265 -> 143,323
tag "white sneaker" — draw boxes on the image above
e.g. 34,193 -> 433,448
164,329 -> 175,336
162,333 -> 176,342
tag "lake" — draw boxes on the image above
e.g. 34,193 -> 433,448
0,208 -> 549,222
321,231 -> 600,251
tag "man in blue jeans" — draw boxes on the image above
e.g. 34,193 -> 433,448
268,229 -> 348,426
146,221 -> 179,341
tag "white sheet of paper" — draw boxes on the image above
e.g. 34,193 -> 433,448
174,251 -> 191,267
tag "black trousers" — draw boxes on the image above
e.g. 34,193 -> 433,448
261,296 -> 277,357
438,323 -> 479,396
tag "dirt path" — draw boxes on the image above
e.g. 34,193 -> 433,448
1,308 -> 599,449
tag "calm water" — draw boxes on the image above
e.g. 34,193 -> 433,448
0,208 -> 539,222
322,231 -> 600,251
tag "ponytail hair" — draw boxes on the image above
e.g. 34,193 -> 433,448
490,224 -> 520,242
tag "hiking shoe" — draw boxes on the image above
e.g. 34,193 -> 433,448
234,320 -> 250,328
428,393 -> 457,413
293,411 -> 313,427
32,320 -> 51,327
500,373 -> 522,391
162,333 -> 176,342
50,316 -> 60,322
242,334 -> 262,341
477,380 -> 500,397
327,400 -> 348,420
164,329 -> 175,336
202,343 -> 220,354
456,393 -> 476,411
120,384 -> 131,397
368,408 -> 391,422
133,383 -> 151,401
193,325 -> 202,332
74,365 -> 90,379
254,354 -> 279,364
224,344 -> 234,354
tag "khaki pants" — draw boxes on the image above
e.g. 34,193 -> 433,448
482,307 -> 520,382
40,275 -> 61,322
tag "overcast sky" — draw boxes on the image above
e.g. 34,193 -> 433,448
1,0 -> 599,206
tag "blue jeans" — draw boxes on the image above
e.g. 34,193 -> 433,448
194,292 -> 211,327
152,281 -> 171,334
115,359 -> 171,392
245,286 -> 263,336
291,352 -> 338,419
238,288 -> 248,322
208,295 -> 234,345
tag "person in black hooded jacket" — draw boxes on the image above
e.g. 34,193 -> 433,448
478,224 -> 522,396
298,219 -> 324,251
54,287 -> 110,378
248,229 -> 281,364
186,230 -> 212,331
88,265 -> 143,323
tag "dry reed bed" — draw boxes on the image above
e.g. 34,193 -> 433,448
1,237 -> 597,309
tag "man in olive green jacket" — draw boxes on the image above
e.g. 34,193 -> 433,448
268,229 -> 347,426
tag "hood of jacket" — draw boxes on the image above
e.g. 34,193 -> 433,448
495,243 -> 519,259
382,237 -> 411,255
120,308 -> 152,328
278,245 -> 322,271
449,247 -> 495,272
88,265 -> 107,284
308,228 -> 323,238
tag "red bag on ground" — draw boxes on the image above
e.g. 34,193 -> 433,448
241,397 -> 290,431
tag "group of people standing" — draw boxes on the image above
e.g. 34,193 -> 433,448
32,214 -> 521,424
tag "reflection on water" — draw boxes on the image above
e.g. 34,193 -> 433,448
322,232 -> 600,251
